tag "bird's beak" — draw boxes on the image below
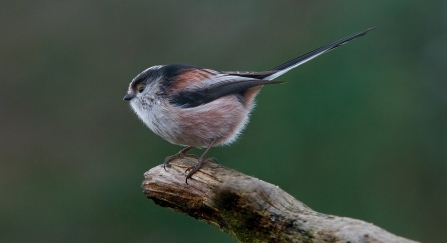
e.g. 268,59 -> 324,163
123,93 -> 135,101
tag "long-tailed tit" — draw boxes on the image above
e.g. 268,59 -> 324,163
124,27 -> 375,183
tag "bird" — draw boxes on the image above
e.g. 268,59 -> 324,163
124,27 -> 375,184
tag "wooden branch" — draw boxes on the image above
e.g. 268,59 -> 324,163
142,158 -> 419,243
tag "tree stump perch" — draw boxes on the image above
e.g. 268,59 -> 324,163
142,158 -> 419,243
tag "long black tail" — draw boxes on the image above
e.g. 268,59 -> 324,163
264,27 -> 376,80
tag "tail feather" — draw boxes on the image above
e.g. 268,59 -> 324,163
264,27 -> 376,80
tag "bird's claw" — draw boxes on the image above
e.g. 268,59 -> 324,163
184,157 -> 217,184
163,153 -> 198,171
208,157 -> 218,164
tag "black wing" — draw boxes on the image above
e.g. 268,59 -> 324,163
170,77 -> 284,108
221,70 -> 278,79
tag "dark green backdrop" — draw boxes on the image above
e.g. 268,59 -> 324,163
1,1 -> 446,242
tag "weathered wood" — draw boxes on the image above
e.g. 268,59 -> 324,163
142,158 -> 419,243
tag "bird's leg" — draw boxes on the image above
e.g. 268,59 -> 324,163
163,146 -> 197,171
185,139 -> 217,184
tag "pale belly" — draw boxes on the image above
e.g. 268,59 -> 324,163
145,95 -> 253,148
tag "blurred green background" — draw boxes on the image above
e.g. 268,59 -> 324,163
1,1 -> 446,242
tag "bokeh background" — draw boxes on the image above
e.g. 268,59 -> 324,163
1,1 -> 446,242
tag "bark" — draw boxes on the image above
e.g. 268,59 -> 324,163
142,157 -> 419,243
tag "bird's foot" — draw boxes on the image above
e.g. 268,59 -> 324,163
163,150 -> 198,171
184,157 -> 218,184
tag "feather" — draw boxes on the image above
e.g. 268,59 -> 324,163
170,76 -> 284,108
264,27 -> 376,80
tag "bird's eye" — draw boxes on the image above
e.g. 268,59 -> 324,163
137,85 -> 145,93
